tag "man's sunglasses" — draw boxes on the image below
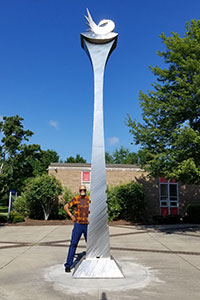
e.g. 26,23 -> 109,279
80,189 -> 86,192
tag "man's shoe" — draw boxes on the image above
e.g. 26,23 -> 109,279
65,266 -> 71,273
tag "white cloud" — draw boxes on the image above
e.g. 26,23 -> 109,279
107,136 -> 120,145
49,120 -> 58,129
0,115 -> 3,121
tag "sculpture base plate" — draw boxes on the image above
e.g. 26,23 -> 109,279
72,256 -> 124,278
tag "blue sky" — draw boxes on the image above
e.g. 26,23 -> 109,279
0,0 -> 199,162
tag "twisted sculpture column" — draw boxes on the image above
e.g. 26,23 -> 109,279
73,11 -> 123,278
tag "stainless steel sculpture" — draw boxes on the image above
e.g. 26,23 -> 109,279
73,9 -> 123,278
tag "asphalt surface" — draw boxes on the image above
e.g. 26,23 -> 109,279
0,223 -> 200,300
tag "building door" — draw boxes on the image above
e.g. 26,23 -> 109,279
160,177 -> 179,216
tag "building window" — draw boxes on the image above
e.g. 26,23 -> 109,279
81,171 -> 91,191
160,177 -> 179,216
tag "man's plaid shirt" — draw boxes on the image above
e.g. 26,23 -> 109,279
68,195 -> 90,224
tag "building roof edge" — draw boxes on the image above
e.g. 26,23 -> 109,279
49,162 -> 145,170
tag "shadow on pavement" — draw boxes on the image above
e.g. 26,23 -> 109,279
139,224 -> 200,235
71,251 -> 86,269
101,292 -> 108,300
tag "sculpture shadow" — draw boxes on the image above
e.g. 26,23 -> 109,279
140,224 -> 200,235
101,292 -> 108,300
71,251 -> 86,269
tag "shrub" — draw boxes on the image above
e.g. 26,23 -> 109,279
0,193 -> 10,206
23,174 -> 63,220
13,193 -> 29,217
13,214 -> 25,223
62,187 -> 75,205
107,182 -> 146,222
0,205 -> 8,223
117,182 -> 145,221
185,204 -> 200,223
57,207 -> 67,220
8,211 -> 25,223
0,215 -> 8,223
59,187 -> 76,220
107,185 -> 121,221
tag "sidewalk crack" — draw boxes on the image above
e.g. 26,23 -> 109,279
147,232 -> 200,272
0,226 -> 59,271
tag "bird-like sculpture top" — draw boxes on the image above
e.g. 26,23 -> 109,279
85,8 -> 115,35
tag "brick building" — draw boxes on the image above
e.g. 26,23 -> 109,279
48,163 -> 200,219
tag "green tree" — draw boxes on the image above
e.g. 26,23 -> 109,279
112,146 -> 129,164
0,116 -> 42,203
0,115 -> 60,204
124,152 -> 138,164
137,149 -> 152,167
127,20 -> 200,184
24,174 -> 62,220
107,182 -> 145,221
112,146 -> 138,164
0,115 -> 33,159
117,182 -> 145,221
33,149 -> 59,176
105,151 -> 114,164
65,154 -> 86,163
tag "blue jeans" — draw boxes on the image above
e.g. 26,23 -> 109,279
65,222 -> 88,268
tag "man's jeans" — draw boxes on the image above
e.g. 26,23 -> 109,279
65,222 -> 88,268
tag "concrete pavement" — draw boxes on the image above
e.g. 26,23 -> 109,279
0,224 -> 200,300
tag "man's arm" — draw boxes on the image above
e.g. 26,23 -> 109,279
64,203 -> 76,222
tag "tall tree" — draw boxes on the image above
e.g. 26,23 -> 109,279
33,149 -> 59,176
0,116 -> 41,203
112,146 -> 138,164
105,148 -> 138,164
65,154 -> 86,163
112,146 -> 130,164
105,151 -> 114,164
124,152 -> 138,165
0,116 -> 60,204
0,115 -> 33,160
127,20 -> 200,183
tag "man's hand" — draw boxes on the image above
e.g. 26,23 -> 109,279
71,215 -> 76,222
64,203 -> 76,222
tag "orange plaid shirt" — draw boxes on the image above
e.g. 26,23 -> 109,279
68,195 -> 90,224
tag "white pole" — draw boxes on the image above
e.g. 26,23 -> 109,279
8,191 -> 12,217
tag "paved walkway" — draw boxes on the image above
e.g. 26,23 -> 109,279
0,224 -> 200,300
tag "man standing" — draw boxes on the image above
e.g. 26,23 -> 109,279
64,185 -> 90,272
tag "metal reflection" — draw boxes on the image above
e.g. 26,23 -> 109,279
85,8 -> 115,35
73,10 -> 123,278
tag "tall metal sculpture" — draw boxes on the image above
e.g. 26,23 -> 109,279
73,9 -> 123,278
